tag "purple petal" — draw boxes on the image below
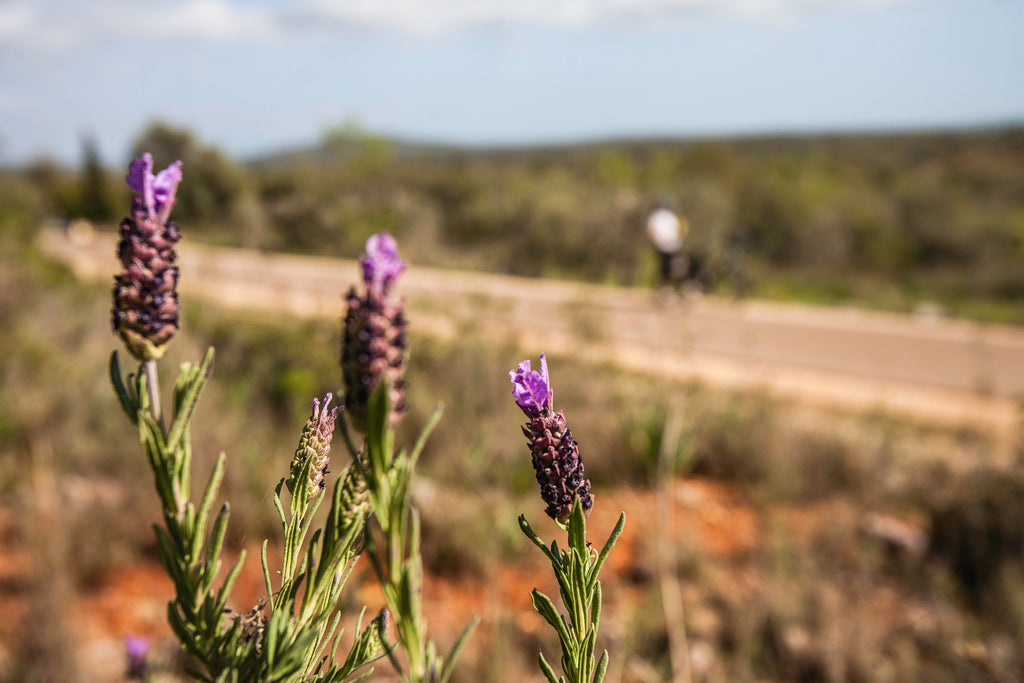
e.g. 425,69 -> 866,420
124,635 -> 150,659
360,232 -> 407,296
509,354 -> 553,418
152,160 -> 183,217
126,153 -> 182,221
126,153 -> 155,217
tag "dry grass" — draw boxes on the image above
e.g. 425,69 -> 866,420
2,222 -> 1024,681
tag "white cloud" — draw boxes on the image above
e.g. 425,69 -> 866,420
0,0 -> 918,53
289,0 -> 915,35
97,0 -> 279,41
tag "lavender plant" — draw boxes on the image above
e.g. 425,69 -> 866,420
110,154 -> 386,682
511,355 -> 625,683
338,233 -> 477,683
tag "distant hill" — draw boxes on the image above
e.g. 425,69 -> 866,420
247,124 -> 1024,169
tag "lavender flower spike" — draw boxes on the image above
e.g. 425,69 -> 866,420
342,232 -> 409,432
112,153 -> 183,361
287,393 -> 341,501
124,635 -> 150,680
511,354 -> 593,523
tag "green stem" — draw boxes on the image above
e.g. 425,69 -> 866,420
144,358 -> 162,427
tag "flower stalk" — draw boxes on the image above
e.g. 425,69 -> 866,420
110,154 -> 386,682
340,234 -> 477,683
511,354 -> 625,683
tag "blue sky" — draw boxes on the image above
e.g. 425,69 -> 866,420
1,0 -> 1022,165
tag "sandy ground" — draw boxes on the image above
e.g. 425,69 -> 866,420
40,226 -> 1024,440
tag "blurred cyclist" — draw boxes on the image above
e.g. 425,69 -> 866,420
646,201 -> 689,296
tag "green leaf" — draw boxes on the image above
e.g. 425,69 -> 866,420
192,453 -> 226,562
364,381 -> 393,481
109,351 -> 137,420
568,497 -> 587,558
531,589 -> 574,649
407,403 -> 443,469
587,512 -> 625,591
205,503 -> 230,579
538,651 -> 561,683
592,650 -> 609,683
438,614 -> 480,683
167,347 -> 214,453
272,484 -> 287,529
216,551 -> 246,608
519,515 -> 558,564
260,540 -> 273,606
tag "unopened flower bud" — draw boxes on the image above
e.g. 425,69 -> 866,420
338,460 -> 370,526
288,394 -> 340,501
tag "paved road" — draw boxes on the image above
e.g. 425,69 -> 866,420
41,227 -> 1024,435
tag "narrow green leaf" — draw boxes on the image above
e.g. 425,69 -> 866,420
438,614 -> 480,683
538,651 -> 561,683
519,515 -> 558,564
588,512 -> 625,590
364,381 -> 392,481
581,629 -> 596,663
205,503 -> 230,577
216,550 -> 246,607
261,540 -> 273,605
192,453 -> 226,561
109,351 -> 137,420
593,650 -> 609,683
166,347 -> 214,453
568,497 -> 587,557
532,590 -> 574,648
407,403 -> 443,469
272,485 -> 287,529
589,581 -> 602,633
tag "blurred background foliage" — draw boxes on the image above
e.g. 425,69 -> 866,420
18,123 -> 1024,321
4,124 -> 1024,680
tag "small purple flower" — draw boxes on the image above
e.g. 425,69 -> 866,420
510,354 -> 593,523
127,152 -> 183,224
124,635 -> 150,680
360,232 -> 407,297
510,353 -> 552,419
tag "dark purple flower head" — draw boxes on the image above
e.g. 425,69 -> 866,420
511,353 -> 593,523
124,635 -> 150,680
127,152 -> 183,224
360,232 -> 407,297
510,353 -> 552,419
113,153 -> 183,361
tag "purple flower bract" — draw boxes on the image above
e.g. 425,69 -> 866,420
360,232 -> 407,297
510,353 -> 552,419
127,152 -> 183,222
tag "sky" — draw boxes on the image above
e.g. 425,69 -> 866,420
1,0 -> 1022,166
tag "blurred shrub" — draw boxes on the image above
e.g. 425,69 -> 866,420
927,467 -> 1024,606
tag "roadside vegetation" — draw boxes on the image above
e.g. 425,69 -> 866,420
3,166 -> 1024,680
19,122 -> 1024,322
